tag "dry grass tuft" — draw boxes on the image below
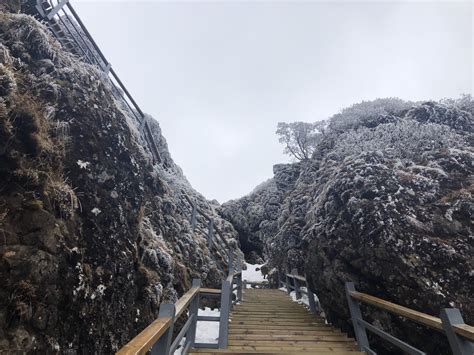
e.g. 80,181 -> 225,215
44,173 -> 80,218
10,280 -> 36,321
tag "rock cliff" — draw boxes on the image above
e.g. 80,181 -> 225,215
221,98 -> 474,353
0,11 -> 237,353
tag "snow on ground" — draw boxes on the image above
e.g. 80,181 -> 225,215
173,307 -> 220,354
195,307 -> 220,344
279,286 -> 318,308
242,262 -> 266,287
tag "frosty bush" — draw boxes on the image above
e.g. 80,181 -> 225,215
328,98 -> 414,132
332,119 -> 465,162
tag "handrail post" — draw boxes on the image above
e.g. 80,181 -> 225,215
207,219 -> 214,248
228,249 -> 234,274
440,308 -> 474,355
292,268 -> 302,300
191,202 -> 197,232
151,304 -> 176,355
237,271 -> 243,302
236,253 -> 242,272
277,269 -> 284,289
285,269 -> 291,295
305,273 -> 317,314
218,280 -> 232,348
187,279 -> 201,349
345,282 -> 371,353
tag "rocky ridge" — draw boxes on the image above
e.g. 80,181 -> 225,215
220,97 -> 474,353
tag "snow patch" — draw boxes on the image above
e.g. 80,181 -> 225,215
242,262 -> 266,285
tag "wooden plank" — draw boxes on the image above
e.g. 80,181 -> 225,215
229,339 -> 356,349
285,274 -> 307,282
231,317 -> 319,322
228,343 -> 357,354
230,319 -> 325,325
231,313 -> 316,318
228,335 -> 351,341
116,316 -> 172,355
230,317 -> 317,321
452,323 -> 474,341
176,287 -> 200,318
229,324 -> 329,330
228,337 -> 354,344
200,288 -> 221,295
190,350 -> 365,354
229,329 -> 341,335
350,291 -> 442,330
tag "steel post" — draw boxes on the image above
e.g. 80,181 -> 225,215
344,282 -> 371,353
187,279 -> 201,348
151,304 -> 176,355
218,280 -> 232,348
440,308 -> 474,355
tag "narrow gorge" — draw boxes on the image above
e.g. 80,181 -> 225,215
0,2 -> 473,354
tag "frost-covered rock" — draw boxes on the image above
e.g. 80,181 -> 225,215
220,163 -> 301,261
0,11 -> 237,353
223,97 -> 473,353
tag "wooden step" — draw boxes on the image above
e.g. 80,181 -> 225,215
190,350 -> 364,354
193,288 -> 361,354
229,324 -> 333,330
229,329 -> 341,335
225,347 -> 358,352
230,312 -> 324,322
229,335 -> 352,341
229,336 -> 354,348
230,320 -> 325,326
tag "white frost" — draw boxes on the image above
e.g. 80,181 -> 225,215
77,160 -> 90,169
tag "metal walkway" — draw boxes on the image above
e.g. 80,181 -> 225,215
189,288 -> 363,354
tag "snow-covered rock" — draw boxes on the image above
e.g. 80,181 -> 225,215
222,97 -> 474,354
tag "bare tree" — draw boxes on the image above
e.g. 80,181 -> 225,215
276,121 -> 325,161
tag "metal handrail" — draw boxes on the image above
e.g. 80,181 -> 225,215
345,282 -> 474,355
279,268 -> 318,314
35,0 -> 162,163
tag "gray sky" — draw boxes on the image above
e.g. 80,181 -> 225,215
73,0 -> 472,203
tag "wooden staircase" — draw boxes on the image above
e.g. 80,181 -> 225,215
190,288 -> 363,354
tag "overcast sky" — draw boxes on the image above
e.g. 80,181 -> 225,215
73,0 -> 472,203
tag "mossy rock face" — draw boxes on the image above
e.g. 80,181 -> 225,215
0,12 -> 239,353
0,0 -> 21,13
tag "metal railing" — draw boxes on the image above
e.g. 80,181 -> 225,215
34,0 -> 162,163
278,268 -> 319,315
345,282 -> 474,355
117,250 -> 242,355
182,192 -> 235,263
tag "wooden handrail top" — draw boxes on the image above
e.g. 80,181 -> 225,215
452,324 -> 474,342
245,280 -> 269,284
200,288 -> 221,295
286,273 -> 306,282
116,316 -> 173,355
175,286 -> 200,319
349,291 -> 474,341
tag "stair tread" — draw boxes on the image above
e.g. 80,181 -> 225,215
192,288 -> 362,354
